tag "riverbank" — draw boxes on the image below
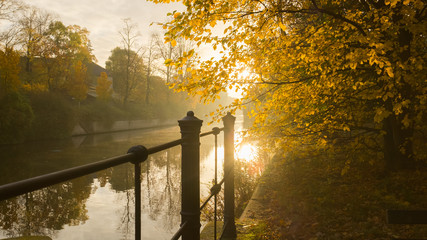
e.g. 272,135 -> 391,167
71,119 -> 176,136
0,90 -> 193,144
236,151 -> 427,240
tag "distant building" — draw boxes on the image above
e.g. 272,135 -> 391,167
86,62 -> 113,100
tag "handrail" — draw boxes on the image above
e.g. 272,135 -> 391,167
0,153 -> 139,201
200,127 -> 224,137
0,138 -> 184,202
170,221 -> 189,240
147,138 -> 183,155
0,111 -> 237,240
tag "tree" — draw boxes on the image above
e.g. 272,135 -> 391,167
154,33 -> 174,104
17,6 -> 54,77
0,91 -> 33,144
154,33 -> 195,104
151,0 -> 427,170
67,60 -> 88,106
14,7 -> 95,91
0,23 -> 20,49
0,47 -> 21,95
39,21 -> 95,91
106,47 -> 144,105
0,1 -> 23,47
144,34 -> 159,105
106,19 -> 145,106
154,33 -> 174,85
96,72 -> 112,101
0,0 -> 24,20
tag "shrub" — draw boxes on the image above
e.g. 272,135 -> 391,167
0,92 -> 34,144
28,92 -> 76,140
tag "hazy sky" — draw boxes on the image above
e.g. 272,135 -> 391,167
21,0 -> 185,67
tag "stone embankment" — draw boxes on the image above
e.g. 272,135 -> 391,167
71,119 -> 176,136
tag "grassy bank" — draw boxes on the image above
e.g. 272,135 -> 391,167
239,151 -> 427,240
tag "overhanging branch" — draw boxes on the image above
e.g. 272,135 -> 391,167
310,0 -> 367,36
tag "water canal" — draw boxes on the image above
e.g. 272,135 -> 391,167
0,113 -> 262,240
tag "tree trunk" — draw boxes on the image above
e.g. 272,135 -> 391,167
383,114 -> 414,171
145,71 -> 150,105
383,7 -> 415,171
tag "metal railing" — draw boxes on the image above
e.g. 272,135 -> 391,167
0,111 -> 237,240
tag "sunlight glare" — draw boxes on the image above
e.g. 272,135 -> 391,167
236,143 -> 257,162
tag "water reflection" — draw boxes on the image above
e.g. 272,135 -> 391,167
0,177 -> 91,238
0,114 -> 262,240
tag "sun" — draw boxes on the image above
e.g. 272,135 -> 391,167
236,143 -> 257,162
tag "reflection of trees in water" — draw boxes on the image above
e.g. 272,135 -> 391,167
143,147 -> 181,231
113,147 -> 182,235
0,177 -> 92,238
96,168 -> 113,189
163,149 -> 181,228
117,165 -> 135,238
149,148 -> 181,230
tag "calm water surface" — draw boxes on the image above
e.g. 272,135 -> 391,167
0,114 -> 258,240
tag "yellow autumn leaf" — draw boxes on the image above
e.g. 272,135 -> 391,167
402,115 -> 410,128
385,67 -> 394,78
278,22 -> 286,32
164,59 -> 173,66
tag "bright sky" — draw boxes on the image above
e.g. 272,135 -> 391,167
21,0 -> 185,68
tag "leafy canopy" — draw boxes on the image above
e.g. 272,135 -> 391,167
150,0 -> 426,167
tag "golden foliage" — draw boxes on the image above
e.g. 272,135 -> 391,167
0,47 -> 21,94
67,61 -> 88,102
151,0 -> 427,166
96,72 -> 113,101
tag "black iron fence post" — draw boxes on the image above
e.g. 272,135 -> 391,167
127,145 -> 149,240
222,112 -> 237,238
178,111 -> 203,240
